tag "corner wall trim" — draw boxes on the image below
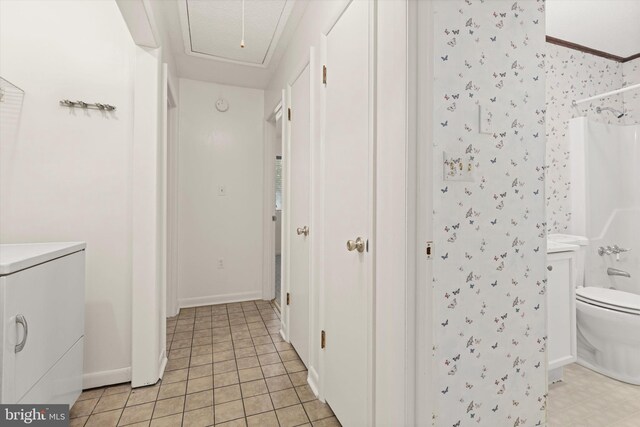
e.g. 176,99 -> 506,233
158,353 -> 168,381
546,36 -> 640,63
83,367 -> 132,390
307,367 -> 320,400
178,291 -> 263,309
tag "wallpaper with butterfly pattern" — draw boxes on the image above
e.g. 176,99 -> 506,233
432,1 -> 547,426
622,58 -> 640,125
545,45 -> 640,234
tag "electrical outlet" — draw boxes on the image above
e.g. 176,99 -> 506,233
218,185 -> 226,196
217,258 -> 224,269
443,151 -> 474,182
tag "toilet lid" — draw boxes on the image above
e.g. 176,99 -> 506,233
576,287 -> 640,314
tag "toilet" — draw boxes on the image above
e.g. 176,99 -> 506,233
576,287 -> 640,385
549,234 -> 640,385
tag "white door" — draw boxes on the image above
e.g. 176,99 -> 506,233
322,1 -> 372,425
288,62 -> 312,367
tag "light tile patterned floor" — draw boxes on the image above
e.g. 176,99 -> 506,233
70,300 -> 340,427
548,363 -> 640,427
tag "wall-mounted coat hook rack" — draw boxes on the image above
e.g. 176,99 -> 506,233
59,99 -> 116,111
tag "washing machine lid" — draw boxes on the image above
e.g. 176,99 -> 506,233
576,287 -> 640,314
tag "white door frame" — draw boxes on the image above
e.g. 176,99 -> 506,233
414,1 -> 434,424
315,0 -> 425,425
165,68 -> 179,318
131,45 -> 164,388
317,2 -> 376,423
283,46 -> 316,372
262,98 -> 285,304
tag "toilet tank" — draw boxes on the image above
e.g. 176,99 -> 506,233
549,234 -> 589,286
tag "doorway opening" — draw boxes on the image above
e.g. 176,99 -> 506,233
274,152 -> 283,310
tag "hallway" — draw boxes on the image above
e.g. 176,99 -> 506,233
70,301 -> 339,426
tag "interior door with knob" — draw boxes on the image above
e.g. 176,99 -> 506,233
321,0 -> 373,425
287,57 -> 312,368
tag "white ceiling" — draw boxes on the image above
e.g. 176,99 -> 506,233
182,0 -> 290,66
546,0 -> 640,58
154,0 -> 307,88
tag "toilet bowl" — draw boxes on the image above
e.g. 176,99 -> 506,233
576,286 -> 640,385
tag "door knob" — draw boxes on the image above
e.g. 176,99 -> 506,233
296,226 -> 309,236
347,237 -> 365,253
547,265 -> 553,271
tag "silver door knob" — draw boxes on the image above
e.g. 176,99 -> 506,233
296,226 -> 309,236
347,237 -> 365,253
547,265 -> 553,271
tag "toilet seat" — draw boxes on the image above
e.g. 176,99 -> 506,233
576,287 -> 640,315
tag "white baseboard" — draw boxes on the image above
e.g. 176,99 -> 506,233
158,352 -> 168,380
178,291 -> 263,309
307,366 -> 320,398
83,367 -> 131,390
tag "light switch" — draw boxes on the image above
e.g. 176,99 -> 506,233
218,185 -> 226,196
479,105 -> 493,134
443,151 -> 474,182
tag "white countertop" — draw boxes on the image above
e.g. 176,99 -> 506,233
0,242 -> 86,275
547,240 -> 580,254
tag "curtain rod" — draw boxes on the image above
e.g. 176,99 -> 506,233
573,82 -> 640,106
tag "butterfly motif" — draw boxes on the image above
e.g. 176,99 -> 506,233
441,386 -> 449,394
441,120 -> 448,127
441,186 -> 448,193
441,319 -> 449,327
441,252 -> 449,260
491,342 -> 498,349
491,280 -> 498,287
441,55 -> 449,61
490,36 -> 497,42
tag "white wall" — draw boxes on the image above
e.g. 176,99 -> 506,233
264,1 -> 348,116
0,0 -> 136,386
177,79 -> 265,307
546,0 -> 640,58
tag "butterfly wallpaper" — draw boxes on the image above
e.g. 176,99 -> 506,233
432,1 -> 547,426
544,45 -> 640,234
622,59 -> 640,125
